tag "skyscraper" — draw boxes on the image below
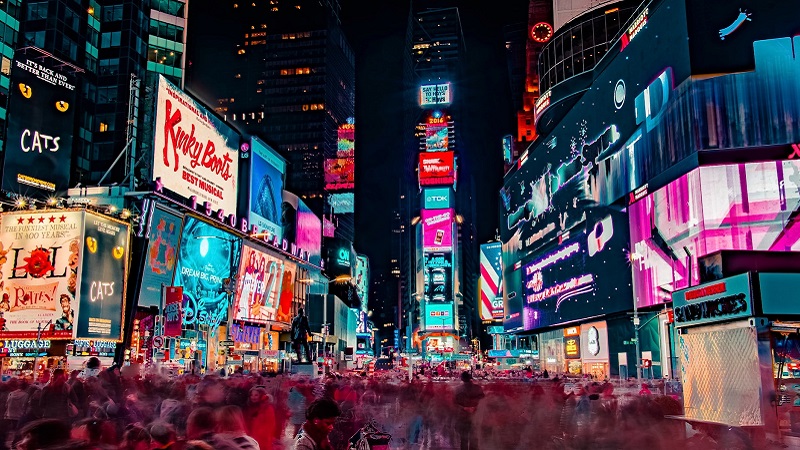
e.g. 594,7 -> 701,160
186,0 -> 355,242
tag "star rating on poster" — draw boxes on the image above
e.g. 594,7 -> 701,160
15,215 -> 64,224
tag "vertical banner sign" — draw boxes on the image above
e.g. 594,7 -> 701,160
479,242 -> 504,321
0,211 -> 83,339
153,75 -> 240,214
233,244 -> 285,324
2,49 -> 78,197
163,286 -> 183,337
138,206 -> 182,307
275,260 -> 296,323
422,209 -> 454,251
248,138 -> 285,241
77,212 -> 129,341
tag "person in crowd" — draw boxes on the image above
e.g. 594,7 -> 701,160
119,425 -> 151,450
185,407 -> 238,450
40,369 -> 79,421
215,405 -> 259,450
243,386 -> 274,450
148,421 -> 181,450
292,398 -> 341,450
15,418 -> 71,450
453,371 -> 484,450
290,309 -> 313,364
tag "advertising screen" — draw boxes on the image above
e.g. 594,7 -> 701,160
425,121 -> 449,151
138,206 -> 182,307
275,260 -> 296,323
356,310 -> 368,335
479,242 -> 503,321
423,302 -> 454,331
506,211 -> 632,331
324,158 -> 355,190
502,135 -> 513,165
153,75 -> 240,214
337,122 -> 355,158
329,193 -> 355,214
0,211 -> 84,339
355,255 -> 369,308
630,160 -> 800,308
423,252 -> 453,303
281,191 -> 322,267
419,152 -> 455,186
233,243 -> 285,324
248,138 -> 285,241
76,213 -> 129,341
419,83 -> 451,107
2,48 -> 78,197
423,188 -> 451,210
325,238 -> 355,279
422,209 -> 453,251
173,216 -> 241,331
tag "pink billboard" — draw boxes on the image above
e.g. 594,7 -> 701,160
422,209 -> 453,250
630,160 -> 800,308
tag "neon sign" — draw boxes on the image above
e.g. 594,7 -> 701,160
621,8 -> 648,50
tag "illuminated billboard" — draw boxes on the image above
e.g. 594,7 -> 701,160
337,122 -> 355,158
423,188 -> 451,210
2,48 -> 78,197
355,255 -> 369,308
419,83 -> 451,107
275,260 -> 296,323
173,216 -> 241,331
423,302 -> 454,331
504,211 -> 632,331
425,120 -> 449,151
248,137 -> 285,241
324,158 -> 355,191
422,209 -> 453,251
325,237 -> 355,279
328,193 -> 355,214
233,243 -> 285,324
479,242 -> 503,322
153,75 -> 240,214
419,152 -> 455,187
138,205 -> 182,307
423,252 -> 453,304
282,191 -> 322,267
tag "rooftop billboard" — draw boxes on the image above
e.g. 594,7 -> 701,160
419,83 -> 452,107
247,137 -> 285,242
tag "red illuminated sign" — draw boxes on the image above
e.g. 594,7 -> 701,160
324,158 -> 354,190
419,151 -> 455,186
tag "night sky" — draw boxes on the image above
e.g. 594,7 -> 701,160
343,1 -> 529,275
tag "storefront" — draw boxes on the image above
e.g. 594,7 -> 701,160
580,321 -> 609,380
539,329 -> 565,375
67,339 -> 117,371
0,339 -> 68,377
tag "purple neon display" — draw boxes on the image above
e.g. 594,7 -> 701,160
630,160 -> 800,308
422,209 -> 453,250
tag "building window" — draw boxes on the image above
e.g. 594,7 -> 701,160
102,4 -> 122,21
101,31 -> 121,48
1,57 -> 10,76
26,2 -> 47,20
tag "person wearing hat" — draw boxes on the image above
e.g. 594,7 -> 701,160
453,371 -> 484,450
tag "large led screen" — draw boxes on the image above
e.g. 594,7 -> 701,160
324,158 -> 355,190
173,216 -> 241,330
2,48 -> 78,197
233,243 -> 285,324
479,242 -> 503,321
337,122 -> 354,158
275,259 -> 296,323
0,211 -> 84,339
505,211 -> 632,331
328,193 -> 355,214
630,160 -> 800,308
77,212 -> 129,341
355,255 -> 369,308
422,209 -> 453,251
153,75 -> 240,214
423,302 -> 454,331
425,121 -> 449,151
423,188 -> 451,210
325,237 -> 355,279
282,191 -> 322,267
248,137 -> 285,241
419,152 -> 455,187
423,252 -> 453,304
138,205 -> 182,307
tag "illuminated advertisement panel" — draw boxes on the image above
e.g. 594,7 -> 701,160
138,206 -> 182,307
502,135 -> 513,165
422,209 -> 453,251
356,310 -> 369,335
505,211 -> 631,331
325,158 -> 354,191
76,212 -> 129,341
630,160 -> 800,308
248,137 -> 285,241
282,191 -> 322,267
328,193 -> 355,214
325,237 -> 355,279
423,302 -> 454,331
479,242 -> 503,321
425,335 -> 455,353
423,188 -> 451,210
0,211 -> 84,339
173,216 -> 241,331
153,75 -> 240,214
233,243 -> 285,324
337,122 -> 355,158
419,83 -> 451,107
275,259 -> 296,323
355,255 -> 369,308
423,252 -> 452,303
2,48 -> 78,197
425,121 -> 449,151
419,152 -> 455,186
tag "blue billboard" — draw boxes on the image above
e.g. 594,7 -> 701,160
423,302 -> 454,331
249,137 -> 285,241
138,206 -> 183,307
174,216 -> 241,331
423,187 -> 452,210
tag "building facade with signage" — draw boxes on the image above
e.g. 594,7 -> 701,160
501,0 -> 800,378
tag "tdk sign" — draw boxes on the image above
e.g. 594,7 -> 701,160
424,188 -> 451,209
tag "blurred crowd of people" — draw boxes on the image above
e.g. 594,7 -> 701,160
0,357 -> 773,450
